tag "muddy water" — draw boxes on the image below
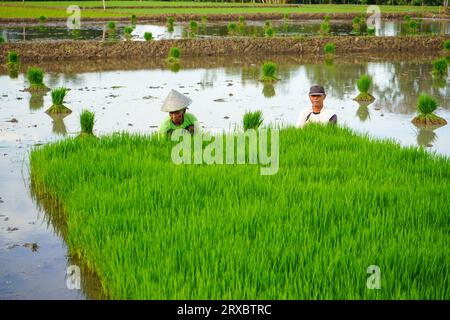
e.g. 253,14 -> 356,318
1,18 -> 449,42
0,52 -> 449,299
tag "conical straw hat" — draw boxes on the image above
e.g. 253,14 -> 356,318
161,89 -> 192,112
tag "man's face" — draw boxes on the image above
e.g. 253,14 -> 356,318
169,109 -> 185,125
309,94 -> 326,110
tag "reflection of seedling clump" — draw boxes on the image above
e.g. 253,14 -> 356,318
26,67 -> 49,93
354,74 -> 375,102
324,42 -> 336,56
131,14 -> 137,25
260,61 -> 280,83
79,109 -> 95,137
46,87 -> 72,115
432,58 -> 448,77
412,94 -> 447,127
243,110 -> 263,131
144,32 -> 153,41
39,16 -> 46,24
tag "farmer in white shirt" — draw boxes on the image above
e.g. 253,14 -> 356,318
297,85 -> 337,128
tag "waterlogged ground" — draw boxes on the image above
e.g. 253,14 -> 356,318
1,18 -> 450,42
0,52 -> 449,299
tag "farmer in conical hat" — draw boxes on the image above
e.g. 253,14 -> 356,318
159,89 -> 199,136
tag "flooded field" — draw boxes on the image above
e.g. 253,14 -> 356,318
0,52 -> 449,299
1,18 -> 449,42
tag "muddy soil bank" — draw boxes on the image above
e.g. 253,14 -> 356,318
1,35 -> 449,62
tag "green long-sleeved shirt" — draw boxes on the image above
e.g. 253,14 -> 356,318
158,113 -> 199,135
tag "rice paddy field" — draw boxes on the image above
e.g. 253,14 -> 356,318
28,124 -> 450,299
1,1 -> 450,302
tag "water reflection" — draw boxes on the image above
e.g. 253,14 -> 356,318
29,185 -> 104,299
262,83 -> 276,98
356,101 -> 372,122
416,127 -> 438,147
1,19 -> 449,42
47,113 -> 68,136
29,93 -> 45,110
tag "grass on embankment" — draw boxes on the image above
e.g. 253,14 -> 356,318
30,124 -> 450,299
0,3 -> 442,19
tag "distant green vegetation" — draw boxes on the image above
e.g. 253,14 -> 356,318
0,3 -> 442,19
30,124 -> 450,299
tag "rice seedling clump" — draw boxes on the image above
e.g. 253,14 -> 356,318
412,93 -> 447,127
259,61 -> 279,83
46,87 -> 72,115
354,74 -> 375,102
26,67 -> 49,93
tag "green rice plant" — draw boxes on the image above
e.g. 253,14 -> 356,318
227,22 -> 238,34
29,124 -> 450,299
323,15 -> 331,23
46,87 -> 72,115
408,19 -> 418,33
264,20 -> 272,29
403,15 -> 411,22
124,26 -> 134,40
131,14 -> 137,25
444,40 -> 450,52
432,58 -> 448,77
259,61 -> 279,83
26,67 -> 49,93
367,27 -> 375,36
354,74 -> 375,102
265,27 -> 275,38
107,21 -> 116,31
320,20 -> 330,36
38,15 -> 46,24
412,93 -> 447,126
167,16 -> 175,27
189,20 -> 198,31
144,32 -> 153,41
0,36 -> 5,44
353,16 -> 361,33
324,42 -> 336,55
79,109 -> 95,137
7,51 -> 19,64
243,110 -> 263,130
166,47 -> 181,64
239,16 -> 245,25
